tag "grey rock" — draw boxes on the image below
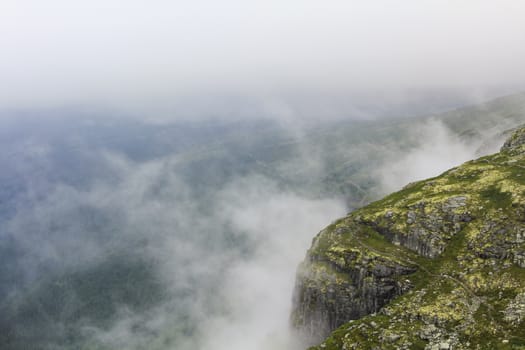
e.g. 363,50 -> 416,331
439,342 -> 450,350
501,124 -> 525,152
386,333 -> 401,342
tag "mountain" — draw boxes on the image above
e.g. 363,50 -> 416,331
291,126 -> 525,349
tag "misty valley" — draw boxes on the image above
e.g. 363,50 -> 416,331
0,93 -> 524,350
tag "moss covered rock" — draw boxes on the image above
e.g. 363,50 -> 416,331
292,126 -> 525,350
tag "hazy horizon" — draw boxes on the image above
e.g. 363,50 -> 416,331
1,1 -> 525,122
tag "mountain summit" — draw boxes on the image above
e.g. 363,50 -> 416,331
292,125 -> 525,350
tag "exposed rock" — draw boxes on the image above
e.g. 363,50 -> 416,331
501,124 -> 525,153
438,342 -> 450,350
385,332 -> 401,342
291,242 -> 416,342
503,292 -> 525,324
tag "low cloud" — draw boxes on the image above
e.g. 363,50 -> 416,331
2,98 -> 523,349
3,143 -> 345,349
375,119 -> 507,193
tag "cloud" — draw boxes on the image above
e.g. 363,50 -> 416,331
374,119 -> 506,193
201,176 -> 345,350
1,0 -> 524,118
3,139 -> 345,349
2,100 -> 523,349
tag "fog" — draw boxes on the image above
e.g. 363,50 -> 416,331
1,0 -> 525,119
376,116 -> 523,193
377,120 -> 485,193
1,130 -> 348,349
2,1 -> 525,349
2,97 -> 525,350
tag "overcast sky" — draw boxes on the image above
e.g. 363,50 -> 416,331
1,0 -> 525,117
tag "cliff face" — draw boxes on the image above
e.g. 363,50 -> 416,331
291,126 -> 525,349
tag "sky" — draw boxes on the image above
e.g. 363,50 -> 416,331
1,0 -> 525,118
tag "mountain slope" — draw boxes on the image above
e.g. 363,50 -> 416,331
292,126 -> 525,349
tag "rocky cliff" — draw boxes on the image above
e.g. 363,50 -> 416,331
291,126 -> 525,349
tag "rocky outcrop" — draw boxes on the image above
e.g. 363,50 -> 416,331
501,124 -> 525,153
291,227 -> 416,342
291,126 -> 525,349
